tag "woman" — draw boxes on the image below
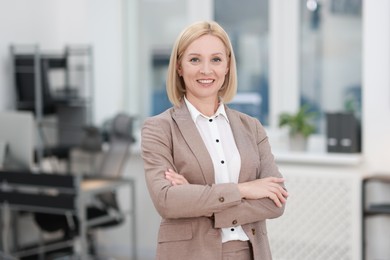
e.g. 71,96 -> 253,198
141,21 -> 288,260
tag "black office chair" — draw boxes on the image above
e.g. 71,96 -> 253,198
13,52 -> 89,170
13,54 -> 63,115
32,113 -> 135,257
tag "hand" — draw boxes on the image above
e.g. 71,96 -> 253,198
238,177 -> 288,207
165,169 -> 189,186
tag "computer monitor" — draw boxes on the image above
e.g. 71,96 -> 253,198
0,111 -> 35,170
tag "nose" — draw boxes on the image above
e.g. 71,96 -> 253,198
200,61 -> 212,75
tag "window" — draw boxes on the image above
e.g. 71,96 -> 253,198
300,0 -> 362,133
139,0 -> 189,117
131,0 -> 362,142
215,0 -> 270,125
138,0 -> 270,125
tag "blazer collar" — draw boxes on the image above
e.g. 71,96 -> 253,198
172,102 -> 215,184
172,102 -> 255,184
225,107 -> 255,183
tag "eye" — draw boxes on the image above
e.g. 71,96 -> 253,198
189,57 -> 200,63
212,57 -> 222,62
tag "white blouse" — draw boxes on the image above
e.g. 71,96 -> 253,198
184,97 -> 249,243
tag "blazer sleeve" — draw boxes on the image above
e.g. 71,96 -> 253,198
213,118 -> 286,229
141,116 -> 243,219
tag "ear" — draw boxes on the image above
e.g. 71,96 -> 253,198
177,65 -> 182,77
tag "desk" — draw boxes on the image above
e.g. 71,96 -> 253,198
0,171 -> 136,259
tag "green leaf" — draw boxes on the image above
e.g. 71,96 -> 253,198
278,105 -> 317,138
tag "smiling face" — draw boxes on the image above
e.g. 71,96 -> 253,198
178,34 -> 229,107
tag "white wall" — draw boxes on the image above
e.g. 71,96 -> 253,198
0,0 -> 124,125
363,0 -> 390,173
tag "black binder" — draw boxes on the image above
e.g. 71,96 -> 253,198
326,112 -> 361,153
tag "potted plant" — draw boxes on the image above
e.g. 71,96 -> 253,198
278,105 -> 317,151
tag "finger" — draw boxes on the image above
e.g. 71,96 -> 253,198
282,188 -> 289,198
167,170 -> 182,179
276,185 -> 289,198
173,177 -> 184,185
269,186 -> 288,203
166,173 -> 186,186
268,187 -> 285,204
166,169 -> 189,185
165,171 -> 173,179
165,173 -> 174,182
172,173 -> 189,184
165,171 -> 180,180
177,177 -> 188,185
268,177 -> 285,183
165,171 -> 179,180
268,193 -> 282,208
262,177 -> 285,186
267,180 -> 288,197
267,182 -> 285,189
277,192 -> 287,204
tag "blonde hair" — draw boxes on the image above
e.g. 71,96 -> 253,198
166,21 -> 237,106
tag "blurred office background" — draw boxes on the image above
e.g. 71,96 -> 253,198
0,0 -> 390,259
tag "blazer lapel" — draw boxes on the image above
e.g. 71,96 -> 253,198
172,103 -> 215,184
226,107 -> 255,182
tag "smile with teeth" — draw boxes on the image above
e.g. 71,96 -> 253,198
197,79 -> 214,84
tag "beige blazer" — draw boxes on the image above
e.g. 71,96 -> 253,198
141,102 -> 285,260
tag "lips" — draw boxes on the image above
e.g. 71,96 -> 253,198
197,79 -> 214,84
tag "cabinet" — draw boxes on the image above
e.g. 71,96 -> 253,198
362,175 -> 390,260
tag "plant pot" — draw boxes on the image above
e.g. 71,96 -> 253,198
289,133 -> 308,151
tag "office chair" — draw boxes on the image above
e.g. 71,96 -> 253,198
32,112 -> 135,257
13,54 -> 61,115
11,46 -> 92,170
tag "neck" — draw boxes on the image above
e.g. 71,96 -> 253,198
198,102 -> 218,117
186,96 -> 219,117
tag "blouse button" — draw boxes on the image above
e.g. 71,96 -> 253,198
219,197 -> 225,203
221,160 -> 225,164
209,119 -> 213,122
216,139 -> 219,143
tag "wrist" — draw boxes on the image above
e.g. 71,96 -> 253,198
237,183 -> 247,199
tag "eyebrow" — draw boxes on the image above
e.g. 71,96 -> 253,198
186,52 -> 225,56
